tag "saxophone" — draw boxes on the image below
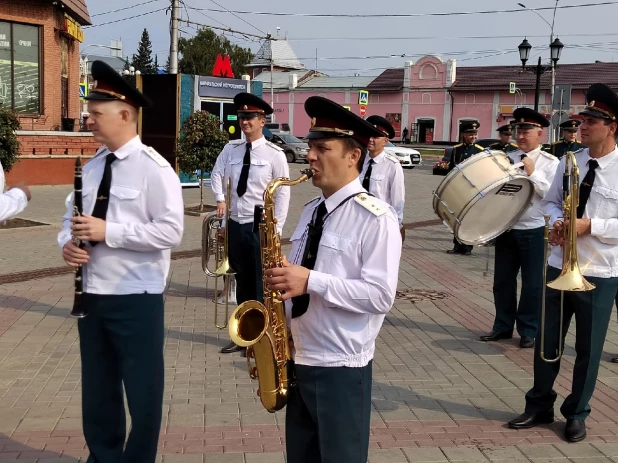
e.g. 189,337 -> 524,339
228,168 -> 314,412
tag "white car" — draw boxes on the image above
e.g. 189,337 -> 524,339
384,141 -> 421,169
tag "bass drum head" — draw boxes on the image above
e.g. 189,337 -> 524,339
456,176 -> 533,245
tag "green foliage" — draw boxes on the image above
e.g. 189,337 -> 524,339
176,111 -> 229,210
0,106 -> 21,173
130,29 -> 156,74
179,28 -> 254,78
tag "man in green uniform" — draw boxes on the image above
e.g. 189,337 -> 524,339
447,121 -> 484,255
489,124 -> 518,153
508,83 -> 618,443
551,119 -> 583,158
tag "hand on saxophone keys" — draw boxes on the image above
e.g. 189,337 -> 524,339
264,256 -> 310,301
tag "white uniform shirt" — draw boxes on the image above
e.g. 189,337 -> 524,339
0,159 -> 28,222
359,151 -> 405,227
57,136 -> 184,295
508,146 -> 559,229
211,136 -> 290,234
542,145 -> 618,278
285,178 -> 402,368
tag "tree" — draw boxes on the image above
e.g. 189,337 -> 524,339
176,111 -> 229,211
0,106 -> 21,173
130,28 -> 156,74
179,28 -> 254,78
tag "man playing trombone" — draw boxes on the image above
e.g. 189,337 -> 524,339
211,93 -> 290,355
508,83 -> 618,443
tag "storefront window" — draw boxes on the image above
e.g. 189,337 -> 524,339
0,21 -> 40,114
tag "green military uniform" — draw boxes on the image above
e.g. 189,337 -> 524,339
448,142 -> 484,171
447,121 -> 483,255
551,119 -> 583,158
508,83 -> 618,444
489,123 -> 518,153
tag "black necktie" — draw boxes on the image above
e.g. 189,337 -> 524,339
90,153 -> 117,247
362,159 -> 374,191
521,153 -> 527,160
577,159 -> 599,219
236,142 -> 251,197
292,201 -> 328,318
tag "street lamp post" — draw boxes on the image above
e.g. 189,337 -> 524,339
517,36 -> 564,118
517,1 -> 562,142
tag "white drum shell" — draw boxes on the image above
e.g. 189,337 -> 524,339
433,150 -> 534,245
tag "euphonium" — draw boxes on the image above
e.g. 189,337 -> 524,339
228,168 -> 314,412
540,151 -> 595,363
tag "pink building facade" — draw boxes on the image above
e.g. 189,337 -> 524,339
265,55 -> 616,144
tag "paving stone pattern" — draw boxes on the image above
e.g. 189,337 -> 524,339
2,166 -> 618,461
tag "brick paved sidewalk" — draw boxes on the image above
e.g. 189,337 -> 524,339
3,224 -> 618,462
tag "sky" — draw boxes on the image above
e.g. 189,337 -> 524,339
81,0 -> 618,76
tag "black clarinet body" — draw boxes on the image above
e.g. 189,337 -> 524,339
71,157 -> 87,318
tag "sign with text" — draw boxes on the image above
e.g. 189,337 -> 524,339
64,14 -> 84,43
198,76 -> 248,100
358,90 -> 369,105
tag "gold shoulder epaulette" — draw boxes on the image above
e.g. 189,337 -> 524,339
354,193 -> 387,216
453,143 -> 463,148
474,144 -> 485,150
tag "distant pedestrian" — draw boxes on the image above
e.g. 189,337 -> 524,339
402,127 -> 409,143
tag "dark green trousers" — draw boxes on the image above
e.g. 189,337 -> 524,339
492,227 -> 545,337
286,362 -> 373,463
228,219 -> 263,305
525,266 -> 618,420
79,293 -> 164,463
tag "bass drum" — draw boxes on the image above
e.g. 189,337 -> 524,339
432,150 -> 534,245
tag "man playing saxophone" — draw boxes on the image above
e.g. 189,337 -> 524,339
264,96 -> 402,463
211,92 -> 290,355
508,83 -> 618,443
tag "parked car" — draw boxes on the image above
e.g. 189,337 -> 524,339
270,133 -> 310,163
441,138 -> 500,162
384,141 -> 422,169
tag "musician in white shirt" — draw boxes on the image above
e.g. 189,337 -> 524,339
359,115 -> 405,235
508,83 -> 618,443
480,108 -> 559,349
211,92 -> 290,355
0,160 -> 30,222
265,97 -> 402,463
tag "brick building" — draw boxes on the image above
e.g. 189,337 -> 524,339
1,0 -> 94,185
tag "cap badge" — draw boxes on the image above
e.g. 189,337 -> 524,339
93,80 -> 98,89
243,105 -> 248,110
590,100 -> 596,107
311,117 -> 316,128
472,123 -> 477,128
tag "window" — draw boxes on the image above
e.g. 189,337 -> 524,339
0,21 -> 40,114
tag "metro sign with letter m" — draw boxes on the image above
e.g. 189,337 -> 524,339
212,55 -> 234,78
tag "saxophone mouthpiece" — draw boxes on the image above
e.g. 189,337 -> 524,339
301,168 -> 315,179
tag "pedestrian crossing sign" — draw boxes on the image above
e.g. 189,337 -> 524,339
79,83 -> 88,99
359,90 -> 369,105
509,82 -> 516,94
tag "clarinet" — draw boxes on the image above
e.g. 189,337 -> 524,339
70,157 -> 87,318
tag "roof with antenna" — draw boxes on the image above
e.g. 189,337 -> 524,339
247,32 -> 305,70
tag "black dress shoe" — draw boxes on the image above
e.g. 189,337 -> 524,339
611,357 -> 618,363
520,336 -> 535,348
480,331 -> 513,342
220,341 -> 246,354
446,248 -> 461,254
508,410 -> 554,429
565,419 -> 586,442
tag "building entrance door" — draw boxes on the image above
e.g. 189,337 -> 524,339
417,119 -> 435,143
201,100 -> 242,141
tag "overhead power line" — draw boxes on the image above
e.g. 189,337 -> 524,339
178,19 -> 276,40
85,8 -> 168,28
91,0 -> 163,17
185,1 -> 618,18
